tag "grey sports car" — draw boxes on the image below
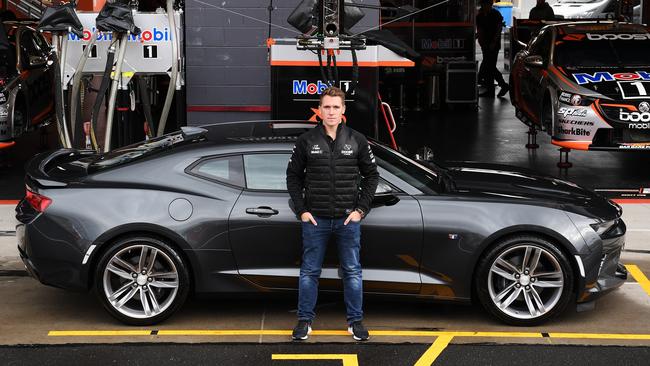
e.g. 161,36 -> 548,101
16,122 -> 627,326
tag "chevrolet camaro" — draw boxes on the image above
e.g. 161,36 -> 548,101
16,122 -> 627,325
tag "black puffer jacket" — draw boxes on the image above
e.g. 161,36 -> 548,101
286,122 -> 379,218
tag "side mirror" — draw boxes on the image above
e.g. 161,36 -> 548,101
373,181 -> 399,207
28,55 -> 47,68
524,55 -> 544,68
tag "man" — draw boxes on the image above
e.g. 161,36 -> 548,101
286,86 -> 379,342
529,0 -> 555,20
476,0 -> 509,98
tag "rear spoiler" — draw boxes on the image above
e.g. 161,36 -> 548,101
26,148 -> 96,188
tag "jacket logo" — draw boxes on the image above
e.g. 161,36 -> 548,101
341,144 -> 354,156
310,144 -> 322,154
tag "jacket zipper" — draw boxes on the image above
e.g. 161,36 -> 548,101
329,137 -> 336,218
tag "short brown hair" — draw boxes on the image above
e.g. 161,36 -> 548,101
319,86 -> 346,105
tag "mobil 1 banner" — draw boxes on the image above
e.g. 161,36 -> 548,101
387,24 -> 475,64
271,66 -> 378,137
63,12 -> 182,87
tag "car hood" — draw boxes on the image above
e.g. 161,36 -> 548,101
564,68 -> 650,100
444,161 -> 621,220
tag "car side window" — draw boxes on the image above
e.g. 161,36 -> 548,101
529,30 -> 552,61
243,153 -> 290,191
189,155 -> 245,187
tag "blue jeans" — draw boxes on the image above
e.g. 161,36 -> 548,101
298,216 -> 363,324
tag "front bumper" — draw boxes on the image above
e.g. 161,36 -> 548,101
577,222 -> 628,303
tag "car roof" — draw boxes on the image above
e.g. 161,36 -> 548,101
550,21 -> 649,34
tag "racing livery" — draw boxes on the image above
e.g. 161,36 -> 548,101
510,21 -> 650,151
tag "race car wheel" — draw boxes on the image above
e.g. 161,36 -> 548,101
475,235 -> 574,326
94,236 -> 190,325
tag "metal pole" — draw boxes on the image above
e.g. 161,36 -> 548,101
70,30 -> 99,148
104,33 -> 129,152
157,0 -> 179,137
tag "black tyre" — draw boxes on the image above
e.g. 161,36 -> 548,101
94,235 -> 190,325
475,235 -> 574,326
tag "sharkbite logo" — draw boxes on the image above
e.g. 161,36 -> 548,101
68,27 -> 172,42
572,71 -> 650,85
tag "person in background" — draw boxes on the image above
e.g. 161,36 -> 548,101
529,0 -> 556,20
476,0 -> 509,98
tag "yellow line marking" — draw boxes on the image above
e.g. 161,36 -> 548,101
272,354 -> 358,365
47,329 -> 650,341
158,330 -> 292,336
626,264 -> 650,298
414,335 -> 454,366
549,333 -> 650,340
48,330 -> 151,336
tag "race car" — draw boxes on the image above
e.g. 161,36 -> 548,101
0,21 -> 54,150
510,21 -> 650,151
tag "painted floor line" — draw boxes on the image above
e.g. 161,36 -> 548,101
625,264 -> 650,298
272,354 -> 359,366
47,330 -> 650,340
414,335 -> 454,366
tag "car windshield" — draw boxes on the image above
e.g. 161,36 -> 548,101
554,38 -> 650,68
371,142 -> 441,195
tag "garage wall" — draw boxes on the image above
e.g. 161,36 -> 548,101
184,0 -> 380,126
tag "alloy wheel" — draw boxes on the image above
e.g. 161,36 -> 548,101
102,244 -> 180,319
487,244 -> 564,320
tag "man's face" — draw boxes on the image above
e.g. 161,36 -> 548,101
319,95 -> 346,128
537,0 -> 544,5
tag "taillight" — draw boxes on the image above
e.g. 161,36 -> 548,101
25,189 -> 52,212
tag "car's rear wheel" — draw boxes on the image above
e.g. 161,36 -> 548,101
475,235 -> 574,326
94,236 -> 190,325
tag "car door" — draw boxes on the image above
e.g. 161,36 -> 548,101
522,29 -> 553,124
228,150 -> 424,294
18,28 -> 52,126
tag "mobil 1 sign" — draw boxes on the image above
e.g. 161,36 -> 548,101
271,65 -> 378,136
63,12 -> 182,85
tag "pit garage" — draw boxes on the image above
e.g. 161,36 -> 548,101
1,0 -> 650,365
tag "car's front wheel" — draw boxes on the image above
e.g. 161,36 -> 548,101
475,235 -> 574,326
94,236 -> 190,325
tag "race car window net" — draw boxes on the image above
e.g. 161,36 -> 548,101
371,143 -> 440,195
554,39 -> 650,68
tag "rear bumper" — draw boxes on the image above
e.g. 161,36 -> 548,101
16,214 -> 89,291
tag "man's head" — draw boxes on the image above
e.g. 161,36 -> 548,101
479,0 -> 493,11
319,87 -> 346,128
536,0 -> 546,5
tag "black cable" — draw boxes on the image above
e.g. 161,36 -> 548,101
332,53 -> 339,86
350,48 -> 358,95
318,50 -> 329,88
326,52 -> 333,86
91,38 -> 118,150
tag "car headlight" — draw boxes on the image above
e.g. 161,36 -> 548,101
590,219 -> 618,237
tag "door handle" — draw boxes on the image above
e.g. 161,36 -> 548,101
246,206 -> 279,216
